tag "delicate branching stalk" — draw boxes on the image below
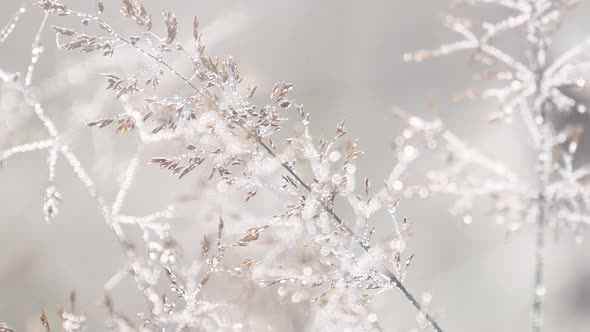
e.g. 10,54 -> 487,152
404,1 -> 590,331
260,140 -> 443,331
530,4 -> 550,329
6,0 -> 589,330
0,138 -> 55,162
33,0 -> 445,330
0,5 -> 26,45
25,12 -> 49,87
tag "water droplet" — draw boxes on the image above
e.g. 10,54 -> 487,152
347,164 -> 356,174
463,215 -> 473,225
392,180 -> 404,191
367,313 -> 377,323
329,151 -> 341,162
390,238 -> 406,252
291,292 -> 302,303
418,188 -> 429,198
404,145 -> 415,157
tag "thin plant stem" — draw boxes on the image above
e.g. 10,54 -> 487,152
532,193 -> 546,332
531,121 -> 550,332
529,4 -> 550,329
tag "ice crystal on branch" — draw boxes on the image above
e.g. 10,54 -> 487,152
403,0 -> 590,331
0,0 -> 447,331
403,0 -> 590,237
2,0 -> 588,330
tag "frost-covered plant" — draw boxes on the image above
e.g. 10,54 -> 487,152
402,0 -> 590,330
1,0 -> 444,331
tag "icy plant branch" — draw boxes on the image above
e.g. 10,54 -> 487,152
404,0 -> 590,330
0,0 -> 447,331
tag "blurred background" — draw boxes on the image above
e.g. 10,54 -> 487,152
1,0 -> 590,331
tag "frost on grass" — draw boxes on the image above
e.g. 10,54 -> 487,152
402,1 -> 590,331
6,0 -> 588,330
0,1 -> 443,331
